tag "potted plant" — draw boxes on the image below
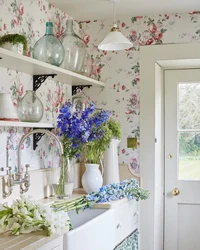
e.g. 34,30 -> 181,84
0,33 -> 28,55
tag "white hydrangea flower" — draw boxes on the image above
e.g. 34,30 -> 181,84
34,209 -> 43,221
7,217 -> 17,229
0,196 -> 71,236
20,222 -> 38,234
0,216 -> 7,233
19,207 -> 28,215
25,198 -> 37,210
11,222 -> 20,232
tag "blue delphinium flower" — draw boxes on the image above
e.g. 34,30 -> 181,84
52,179 -> 149,213
57,101 -> 111,160
85,179 -> 142,204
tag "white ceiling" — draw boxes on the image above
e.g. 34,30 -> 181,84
47,0 -> 200,21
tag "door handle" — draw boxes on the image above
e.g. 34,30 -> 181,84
172,188 -> 180,196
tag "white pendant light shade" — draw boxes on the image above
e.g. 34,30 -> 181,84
98,26 -> 133,51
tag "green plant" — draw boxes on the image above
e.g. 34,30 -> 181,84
0,33 -> 28,51
84,118 -> 122,164
107,118 -> 122,140
85,123 -> 112,164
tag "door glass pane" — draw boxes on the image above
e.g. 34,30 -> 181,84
178,83 -> 200,180
179,132 -> 200,180
178,83 -> 200,130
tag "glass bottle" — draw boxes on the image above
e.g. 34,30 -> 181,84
62,19 -> 87,73
33,22 -> 65,67
17,90 -> 44,122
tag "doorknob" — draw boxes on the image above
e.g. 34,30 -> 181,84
172,188 -> 180,196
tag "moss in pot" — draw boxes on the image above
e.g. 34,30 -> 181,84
0,34 -> 28,55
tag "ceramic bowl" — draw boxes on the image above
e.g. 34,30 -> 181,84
0,93 -> 19,121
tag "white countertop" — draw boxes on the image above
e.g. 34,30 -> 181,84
0,229 -> 68,250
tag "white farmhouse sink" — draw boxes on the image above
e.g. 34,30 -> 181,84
64,208 -> 115,250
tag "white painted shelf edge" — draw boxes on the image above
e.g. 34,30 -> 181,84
0,47 -> 106,87
0,121 -> 54,128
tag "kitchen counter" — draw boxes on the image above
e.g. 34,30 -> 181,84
0,228 -> 68,250
0,189 -> 136,250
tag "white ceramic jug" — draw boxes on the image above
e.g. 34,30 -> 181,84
82,164 -> 103,194
0,93 -> 18,121
103,139 -> 120,185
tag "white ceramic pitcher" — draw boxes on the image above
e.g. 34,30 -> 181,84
82,164 -> 103,194
103,139 -> 120,185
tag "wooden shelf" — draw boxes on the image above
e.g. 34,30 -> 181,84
0,48 -> 105,87
0,121 -> 54,128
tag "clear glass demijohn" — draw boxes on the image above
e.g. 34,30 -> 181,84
17,90 -> 44,122
62,19 -> 87,73
33,22 -> 65,67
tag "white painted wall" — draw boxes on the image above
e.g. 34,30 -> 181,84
0,168 -> 59,204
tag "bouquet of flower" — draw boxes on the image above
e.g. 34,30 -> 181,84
82,116 -> 122,164
56,101 -> 111,195
51,179 -> 149,213
0,196 -> 71,236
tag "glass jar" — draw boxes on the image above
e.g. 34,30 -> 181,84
53,157 -> 75,199
62,19 -> 87,73
72,88 -> 90,112
64,158 -> 75,198
33,22 -> 65,67
17,90 -> 44,122
80,53 -> 92,77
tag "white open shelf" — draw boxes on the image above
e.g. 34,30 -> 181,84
0,48 -> 105,87
0,121 -> 54,128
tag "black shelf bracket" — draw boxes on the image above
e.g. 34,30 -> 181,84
33,74 -> 57,91
33,128 -> 53,150
72,85 -> 92,96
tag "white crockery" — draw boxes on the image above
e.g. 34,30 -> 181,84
0,93 -> 19,121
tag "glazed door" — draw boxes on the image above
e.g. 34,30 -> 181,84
165,69 -> 200,250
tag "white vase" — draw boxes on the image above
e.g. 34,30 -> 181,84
103,139 -> 120,185
82,164 -> 103,194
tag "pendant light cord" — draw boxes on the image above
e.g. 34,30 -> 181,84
113,1 -> 116,25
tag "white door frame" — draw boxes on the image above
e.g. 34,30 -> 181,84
140,43 -> 200,250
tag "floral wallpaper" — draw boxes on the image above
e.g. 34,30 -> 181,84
0,0 -> 75,174
1,0 -> 200,177
80,11 -> 200,174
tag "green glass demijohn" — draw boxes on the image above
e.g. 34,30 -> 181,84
62,19 -> 87,73
33,22 -> 65,67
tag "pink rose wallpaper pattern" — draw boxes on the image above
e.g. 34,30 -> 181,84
80,12 -> 200,173
0,0 -> 73,173
0,0 -> 200,175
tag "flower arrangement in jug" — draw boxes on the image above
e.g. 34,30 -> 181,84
56,101 -> 111,196
82,118 -> 121,163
